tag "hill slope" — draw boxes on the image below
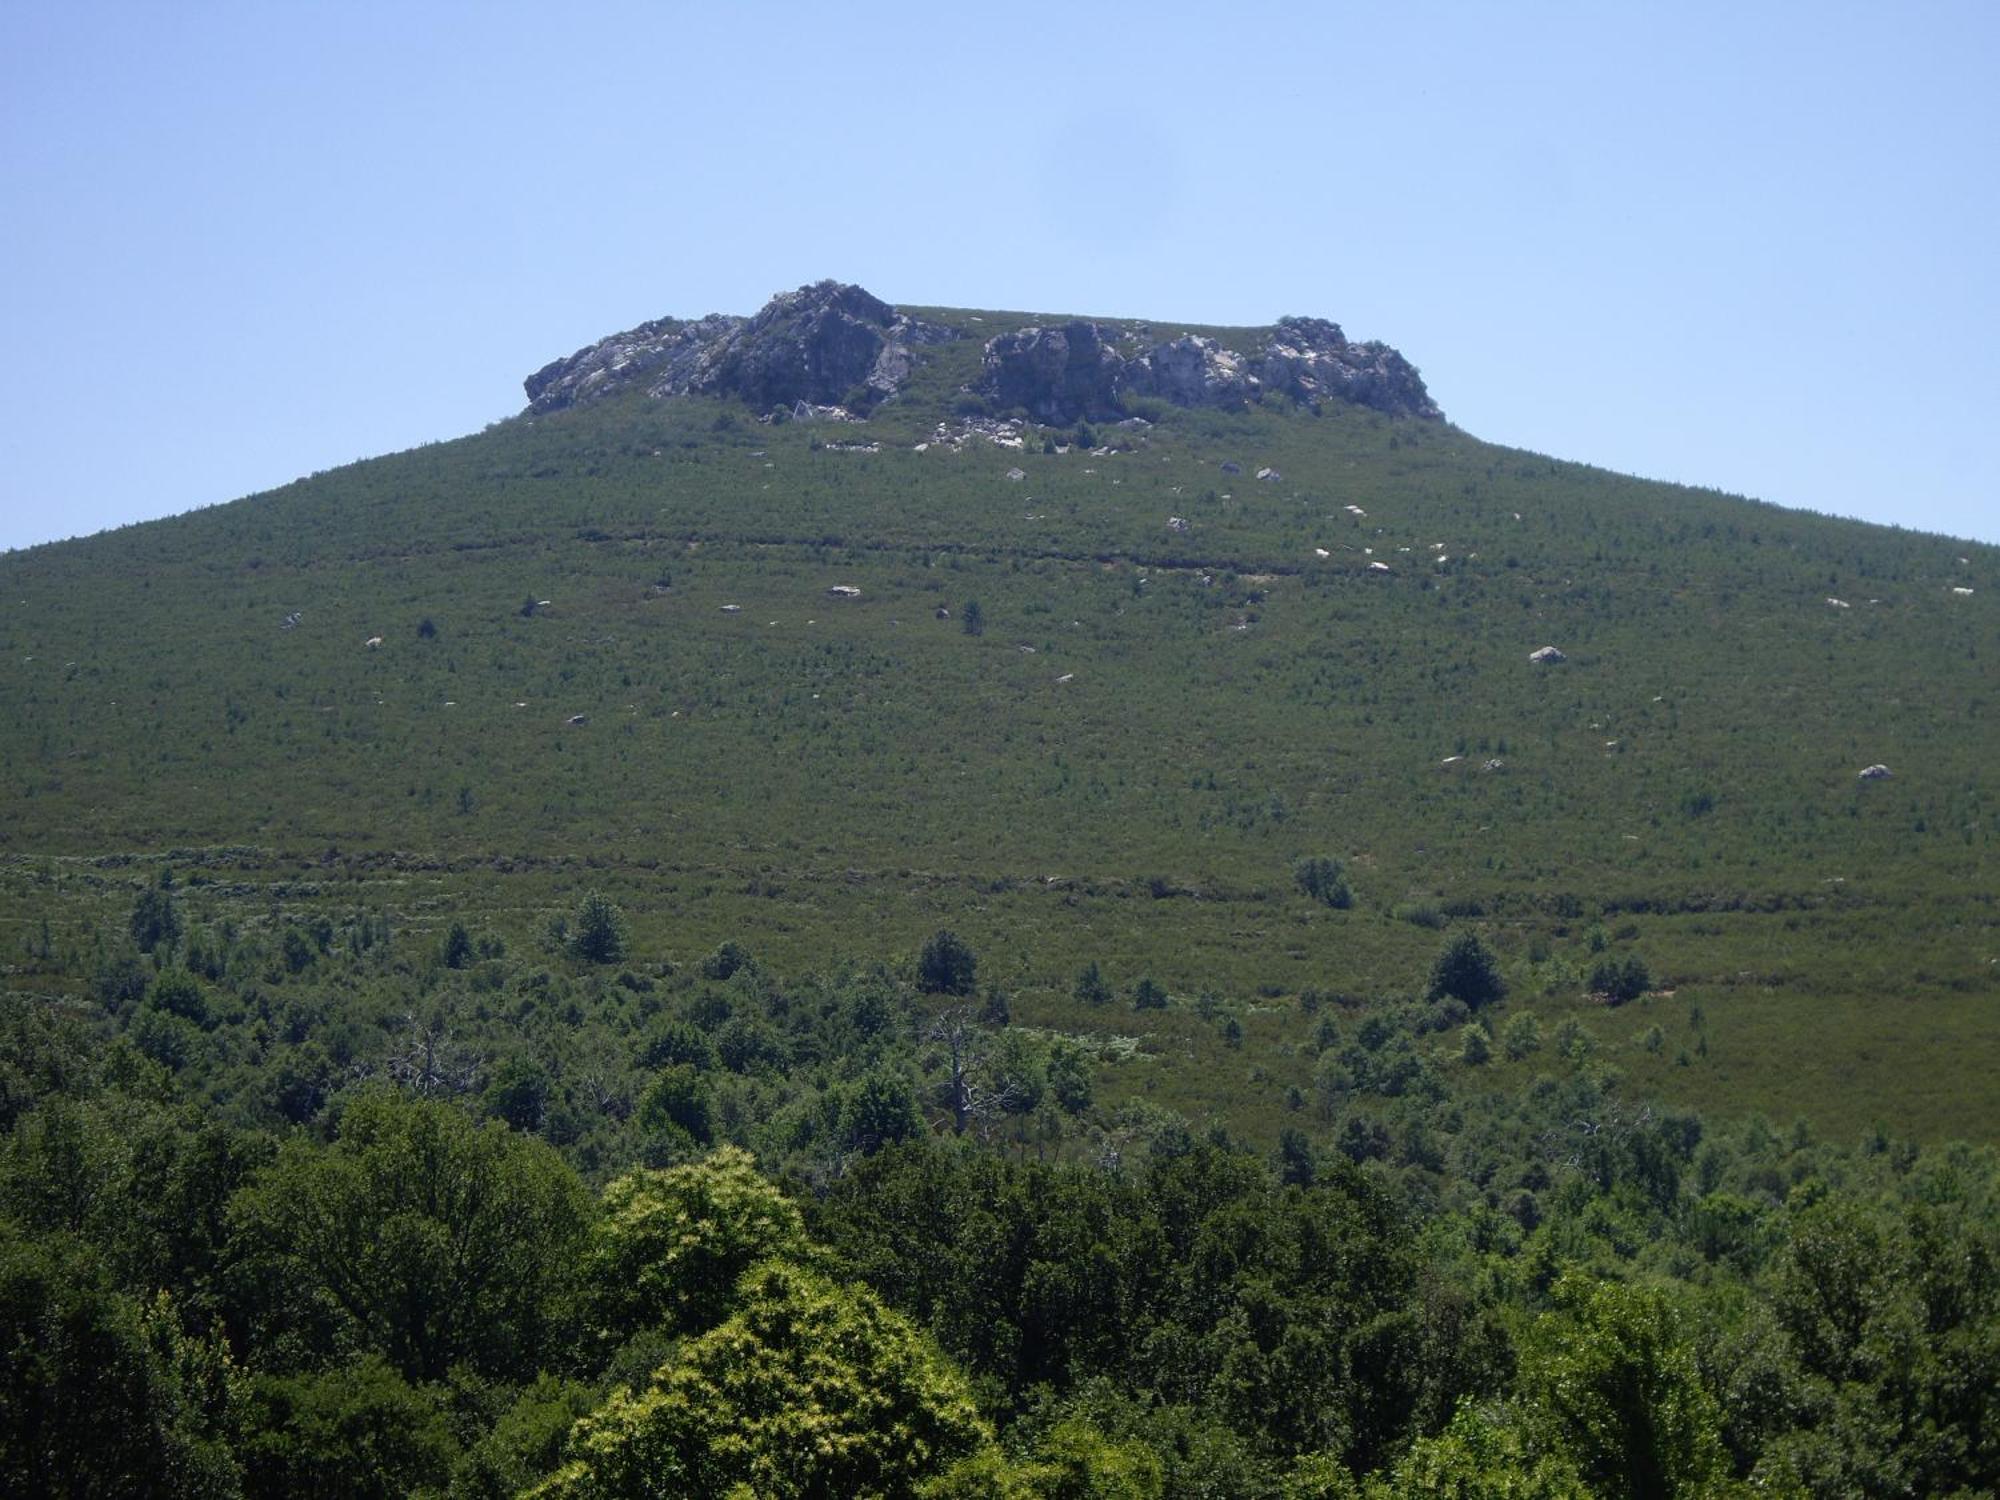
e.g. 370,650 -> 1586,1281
3,281 -> 1995,1139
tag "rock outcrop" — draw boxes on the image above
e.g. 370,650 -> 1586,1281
981,322 -> 1125,424
523,281 -> 953,415
524,281 -> 1439,424
975,313 -> 1438,423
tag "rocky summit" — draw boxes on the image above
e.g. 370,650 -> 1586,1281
523,281 -> 1441,423
980,315 -> 1439,423
522,281 -> 956,416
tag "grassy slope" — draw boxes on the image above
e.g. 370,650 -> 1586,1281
2,305 -> 1995,1140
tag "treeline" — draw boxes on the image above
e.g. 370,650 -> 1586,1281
1,883 -> 1996,1496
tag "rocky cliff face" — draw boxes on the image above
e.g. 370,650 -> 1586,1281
979,314 -> 1438,422
524,282 -> 1439,423
523,281 -> 954,415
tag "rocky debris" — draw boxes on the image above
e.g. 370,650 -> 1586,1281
927,415 -> 1028,450
719,604 -> 742,613
1368,561 -> 1392,573
1858,763 -> 1893,780
1952,586 -> 1975,596
1529,645 -> 1567,664
789,400 -> 862,423
1256,467 -> 1281,482
1826,597 -> 1850,608
1005,467 -> 1026,482
279,611 -> 302,630
976,312 -> 1440,423
1219,461 -> 1242,475
566,714 -> 589,726
826,585 -> 862,599
1166,516 -> 1190,533
364,636 -> 383,649
524,281 -> 955,415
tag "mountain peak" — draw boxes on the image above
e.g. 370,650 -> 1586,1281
523,281 -> 1440,423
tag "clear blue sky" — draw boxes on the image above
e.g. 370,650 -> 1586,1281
3,1 -> 1995,550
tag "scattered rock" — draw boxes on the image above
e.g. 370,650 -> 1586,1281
720,604 -> 742,613
1368,561 -> 1391,573
1166,516 -> 1190,533
1952,586 -> 1975,596
1826,597 -> 1850,608
1858,763 -> 1893,780
1005,467 -> 1026,482
1220,461 -> 1242,475
566,714 -> 588,726
826,585 -> 862,599
364,636 -> 383,649
1529,645 -> 1567,664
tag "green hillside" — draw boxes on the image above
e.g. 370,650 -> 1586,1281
4,294 -> 1994,1141
6,286 -> 2000,1498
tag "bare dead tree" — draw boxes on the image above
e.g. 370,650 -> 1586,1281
385,1012 -> 482,1098
923,1005 -> 1023,1136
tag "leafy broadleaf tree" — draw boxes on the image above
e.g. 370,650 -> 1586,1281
1520,1275 -> 1727,1500
225,1090 -> 591,1382
531,1260 -> 992,1500
585,1146 -> 809,1339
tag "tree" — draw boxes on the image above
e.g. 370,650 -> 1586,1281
129,882 -> 182,957
1132,977 -> 1168,1011
1502,1013 -> 1543,1061
1074,961 -> 1112,1007
440,920 -> 475,970
1427,932 -> 1505,1009
1293,856 -> 1354,909
1520,1276 -> 1726,1500
0,1234 -> 242,1498
1460,1022 -> 1492,1066
585,1147 -> 809,1338
926,1418 -> 1163,1498
924,1007 -> 1022,1135
919,929 -> 978,996
530,1260 -> 992,1499
569,892 -> 626,965
1359,1400 -> 1588,1498
637,1066 -> 712,1148
1588,954 -> 1652,1005
226,1090 -> 591,1382
836,1069 -> 923,1155
961,599 -> 985,636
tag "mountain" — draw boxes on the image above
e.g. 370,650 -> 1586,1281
1,279 -> 1995,1140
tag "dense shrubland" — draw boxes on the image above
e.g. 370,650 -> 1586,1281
1,885 -> 1994,1497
